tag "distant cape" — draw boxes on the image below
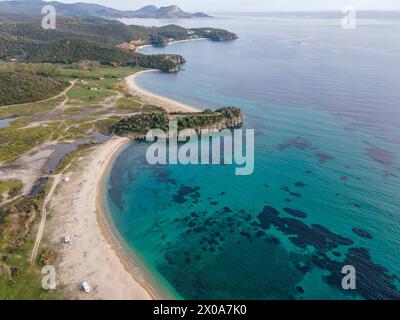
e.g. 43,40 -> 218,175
130,5 -> 212,19
0,1 -> 212,19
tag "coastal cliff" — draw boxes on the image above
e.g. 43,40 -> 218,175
172,107 -> 244,131
162,54 -> 186,72
109,107 -> 244,140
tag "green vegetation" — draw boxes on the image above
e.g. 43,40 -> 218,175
39,247 -> 58,266
0,66 -> 243,167
0,71 -> 68,106
0,179 -> 23,202
0,32 -> 185,73
62,107 -> 83,117
141,105 -> 166,113
3,62 -> 66,77
0,16 -> 237,72
110,112 -> 169,138
0,10 -> 238,299
116,97 -> 142,112
67,84 -> 114,105
0,122 -> 62,163
0,132 -> 97,300
62,125 -> 88,139
0,16 -> 236,47
0,99 -> 62,119
59,64 -> 140,85
147,25 -> 237,47
0,1 -> 209,20
0,64 -> 148,163
0,62 -> 71,108
94,118 -> 121,135
0,179 -> 63,299
191,28 -> 238,42
175,107 -> 243,130
0,133 -> 97,299
110,107 -> 243,139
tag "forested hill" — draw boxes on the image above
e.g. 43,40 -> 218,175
0,18 -> 237,72
0,33 -> 184,72
0,18 -> 237,47
0,71 -> 68,106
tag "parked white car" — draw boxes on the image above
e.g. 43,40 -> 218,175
82,281 -> 90,293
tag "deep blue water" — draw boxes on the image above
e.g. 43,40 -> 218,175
106,13 -> 400,300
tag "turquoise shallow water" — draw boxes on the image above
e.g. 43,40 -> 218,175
106,13 -> 400,299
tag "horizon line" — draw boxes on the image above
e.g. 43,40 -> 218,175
34,1 -> 400,13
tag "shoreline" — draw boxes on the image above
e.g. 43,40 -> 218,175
91,70 -> 203,300
126,71 -> 200,113
96,71 -> 202,297
45,68 -> 201,300
44,67 -> 203,299
137,37 -> 208,52
96,139 -> 174,300
46,137 -> 158,300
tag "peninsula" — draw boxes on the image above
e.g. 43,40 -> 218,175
110,107 -> 244,140
0,5 -> 238,299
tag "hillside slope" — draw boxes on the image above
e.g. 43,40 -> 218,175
0,71 -> 68,106
0,18 -> 236,71
0,18 -> 235,47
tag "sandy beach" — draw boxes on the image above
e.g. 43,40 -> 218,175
45,137 -> 157,300
126,71 -> 200,113
166,38 -> 207,46
41,70 -> 201,300
136,37 -> 208,52
40,70 -> 201,300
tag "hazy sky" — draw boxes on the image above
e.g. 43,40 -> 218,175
52,0 -> 400,12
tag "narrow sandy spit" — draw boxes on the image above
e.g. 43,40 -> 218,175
136,37 -> 208,52
46,137 -> 159,300
165,38 -> 207,46
126,71 -> 200,113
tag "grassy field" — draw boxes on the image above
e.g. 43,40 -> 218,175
0,233 -> 63,300
0,64 -> 145,165
116,97 -> 142,112
0,122 -> 63,163
0,179 -> 23,202
66,84 -> 115,105
0,98 -> 64,119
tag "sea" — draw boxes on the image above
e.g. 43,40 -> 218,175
105,12 -> 400,300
